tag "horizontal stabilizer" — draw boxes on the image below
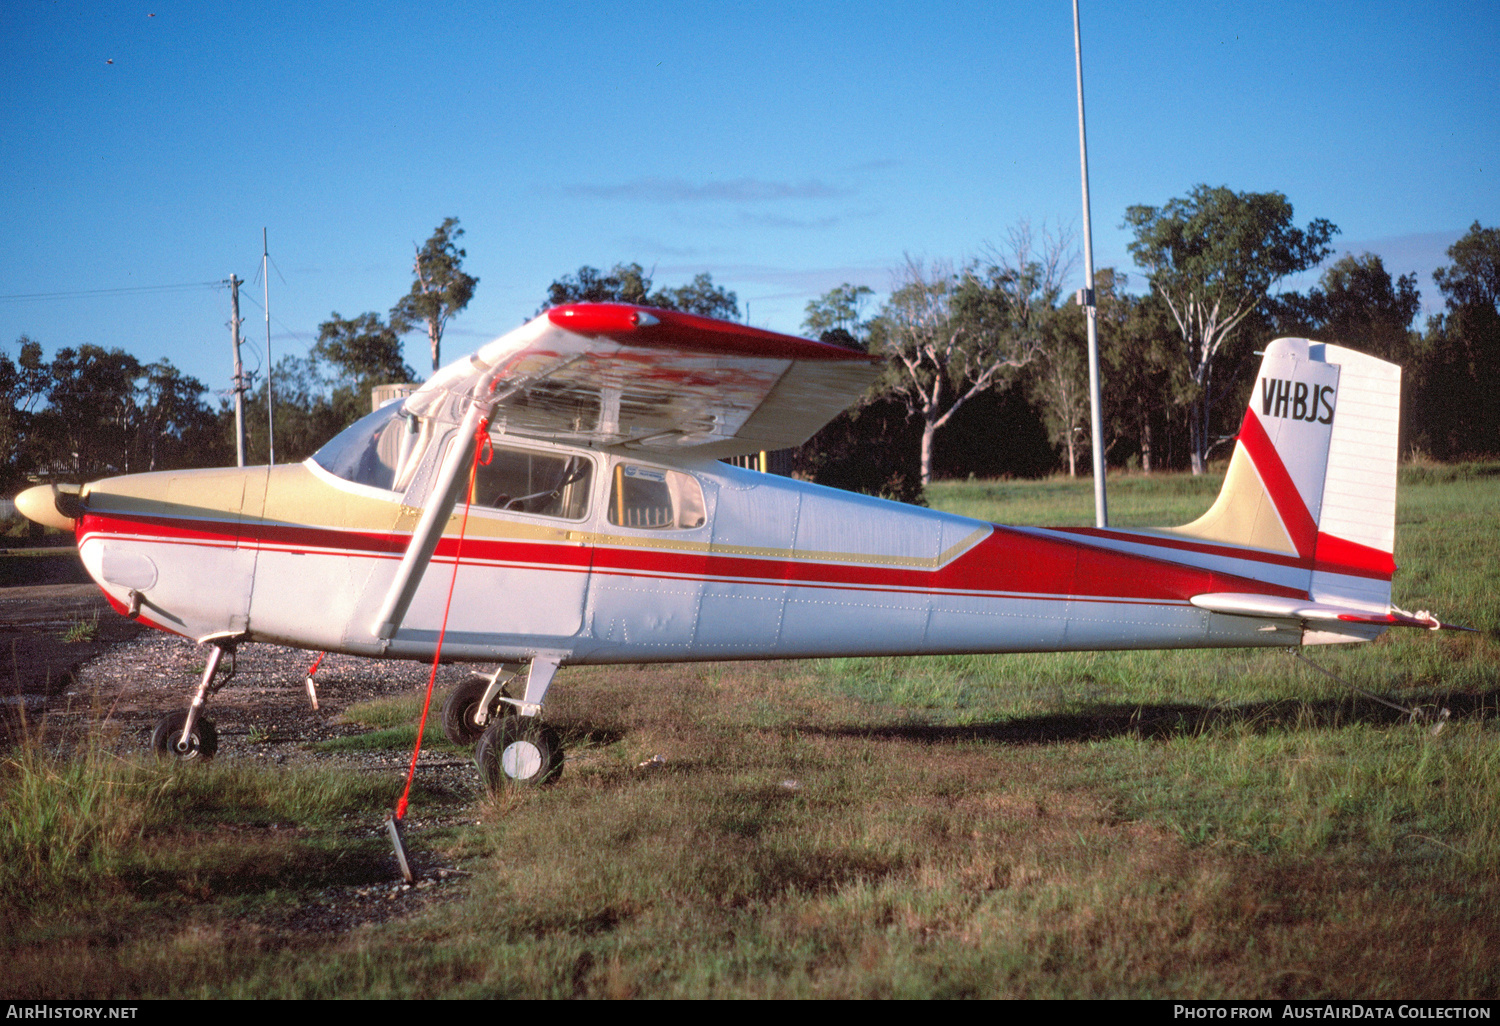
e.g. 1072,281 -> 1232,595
1191,592 -> 1467,631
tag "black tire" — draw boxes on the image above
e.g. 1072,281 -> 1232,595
442,676 -> 513,746
151,710 -> 218,761
475,718 -> 563,791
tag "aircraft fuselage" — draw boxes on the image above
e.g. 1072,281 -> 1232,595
72,437 -> 1336,668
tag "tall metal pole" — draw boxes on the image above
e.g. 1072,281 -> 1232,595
263,228 -> 275,465
1074,0 -> 1108,528
228,274 -> 246,468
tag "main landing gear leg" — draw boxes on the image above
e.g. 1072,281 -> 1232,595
441,662 -> 522,746
151,639 -> 236,761
475,657 -> 563,791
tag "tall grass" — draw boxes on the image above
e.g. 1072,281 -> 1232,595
0,724 -> 410,928
0,733 -> 163,898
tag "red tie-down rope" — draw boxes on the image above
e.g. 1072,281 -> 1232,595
394,417 -> 494,822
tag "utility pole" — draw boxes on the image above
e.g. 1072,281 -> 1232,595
228,273 -> 246,467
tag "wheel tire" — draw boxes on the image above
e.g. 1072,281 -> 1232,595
151,710 -> 218,762
442,676 -> 513,746
475,718 -> 563,791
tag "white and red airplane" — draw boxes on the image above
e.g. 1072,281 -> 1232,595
15,303 -> 1458,789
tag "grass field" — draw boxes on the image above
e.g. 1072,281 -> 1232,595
2,468 -> 1497,998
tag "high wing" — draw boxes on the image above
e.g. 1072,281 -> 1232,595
371,303 -> 881,641
403,303 -> 883,459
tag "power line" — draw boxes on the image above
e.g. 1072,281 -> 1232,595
0,281 -> 223,302
233,289 -> 315,351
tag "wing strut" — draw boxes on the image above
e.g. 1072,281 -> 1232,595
371,398 -> 488,642
370,354 -> 585,644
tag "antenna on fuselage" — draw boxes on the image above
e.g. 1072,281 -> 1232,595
1073,0 -> 1108,528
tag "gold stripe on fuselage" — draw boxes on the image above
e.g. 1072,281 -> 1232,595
91,461 -> 991,572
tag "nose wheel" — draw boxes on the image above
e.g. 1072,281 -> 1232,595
151,709 -> 218,761
151,636 -> 237,762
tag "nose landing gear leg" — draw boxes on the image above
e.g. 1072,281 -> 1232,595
151,639 -> 237,761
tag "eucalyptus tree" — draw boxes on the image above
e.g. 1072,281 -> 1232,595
1274,253 -> 1421,364
873,225 -> 1069,485
541,263 -> 738,320
803,284 -> 875,349
390,217 -> 479,374
542,263 -> 655,309
1416,222 -> 1500,457
1124,185 -> 1337,474
0,335 -> 48,491
314,311 -> 416,423
1029,267 -> 1142,477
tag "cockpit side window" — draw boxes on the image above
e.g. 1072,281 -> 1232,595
469,443 -> 593,520
607,463 -> 707,530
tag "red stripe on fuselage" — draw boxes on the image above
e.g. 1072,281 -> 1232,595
81,509 -> 1306,603
1052,525 -> 1392,583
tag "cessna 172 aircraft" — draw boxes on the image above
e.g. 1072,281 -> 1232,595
14,302 -> 1457,790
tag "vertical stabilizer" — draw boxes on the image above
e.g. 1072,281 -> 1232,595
1167,338 -> 1400,617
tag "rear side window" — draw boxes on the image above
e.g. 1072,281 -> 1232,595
608,463 -> 706,530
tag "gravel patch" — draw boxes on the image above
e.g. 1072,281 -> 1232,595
22,608 -> 503,936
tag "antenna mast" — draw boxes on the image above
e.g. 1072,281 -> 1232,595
1074,0 -> 1108,528
263,228 -> 275,465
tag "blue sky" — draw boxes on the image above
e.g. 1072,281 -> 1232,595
2,1 -> 1495,396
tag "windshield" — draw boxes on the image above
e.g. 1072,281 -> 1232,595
310,402 -> 409,491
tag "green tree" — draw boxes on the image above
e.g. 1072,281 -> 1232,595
242,355 -> 346,466
132,360 -> 224,472
542,263 -> 655,309
34,345 -> 143,477
541,263 -> 739,320
390,217 -> 479,373
1124,185 -> 1338,473
1028,321 -> 1089,476
1030,269 -> 1138,479
0,336 -> 48,491
1412,223 -> 1500,457
1433,222 -> 1500,310
653,272 -> 739,320
1100,284 -> 1177,473
1273,253 -> 1421,363
314,311 -> 416,422
872,227 -> 1064,485
803,284 -> 875,349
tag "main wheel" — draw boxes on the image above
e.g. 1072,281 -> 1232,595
442,676 -> 513,746
475,718 -> 563,791
151,710 -> 218,761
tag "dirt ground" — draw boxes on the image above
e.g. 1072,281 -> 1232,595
2,581 -> 490,929
0,583 -> 139,712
